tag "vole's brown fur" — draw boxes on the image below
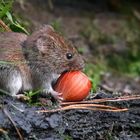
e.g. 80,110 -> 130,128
0,25 -> 84,100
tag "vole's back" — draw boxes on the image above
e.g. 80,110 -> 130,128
0,32 -> 27,62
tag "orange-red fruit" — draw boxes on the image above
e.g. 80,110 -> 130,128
54,71 -> 92,101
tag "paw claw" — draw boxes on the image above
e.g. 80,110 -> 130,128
51,91 -> 63,102
58,92 -> 63,96
58,96 -> 64,101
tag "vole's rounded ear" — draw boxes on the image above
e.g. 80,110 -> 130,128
36,37 -> 46,52
37,25 -> 55,33
28,25 -> 55,43
45,25 -> 55,32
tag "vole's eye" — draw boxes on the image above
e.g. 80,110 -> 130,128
66,53 -> 73,59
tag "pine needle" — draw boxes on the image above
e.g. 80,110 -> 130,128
36,95 -> 140,113
0,19 -> 11,32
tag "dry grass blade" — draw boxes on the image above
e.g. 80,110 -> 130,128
36,95 -> 140,113
0,19 -> 11,32
37,105 -> 128,113
104,96 -> 140,102
0,128 -> 7,134
63,103 -> 120,110
0,128 -> 10,140
3,108 -> 24,140
61,95 -> 140,106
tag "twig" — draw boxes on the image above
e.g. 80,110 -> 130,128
37,106 -> 128,113
0,128 -> 7,134
37,103 -> 128,113
37,95 -> 140,113
3,108 -> 24,140
62,103 -> 120,110
0,19 -> 11,32
0,128 -> 10,140
61,95 -> 140,106
9,103 -> 25,112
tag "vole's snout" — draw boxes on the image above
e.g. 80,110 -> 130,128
69,55 -> 85,71
77,55 -> 85,70
81,58 -> 85,70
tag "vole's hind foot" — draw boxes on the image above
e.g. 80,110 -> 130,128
13,94 -> 30,101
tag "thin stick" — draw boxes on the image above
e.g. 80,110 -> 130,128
37,103 -> 128,113
36,95 -> 139,113
3,108 -> 24,140
62,103 -> 120,110
0,128 -> 7,134
0,128 -> 10,140
0,19 -> 11,32
37,106 -> 128,113
61,95 -> 140,106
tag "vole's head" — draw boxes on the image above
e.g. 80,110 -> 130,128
25,25 -> 84,74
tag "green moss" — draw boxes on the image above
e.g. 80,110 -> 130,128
84,60 -> 107,92
105,132 -> 114,140
51,19 -> 63,34
63,135 -> 73,140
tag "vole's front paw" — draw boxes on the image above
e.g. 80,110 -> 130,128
43,87 -> 63,102
51,90 -> 63,102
